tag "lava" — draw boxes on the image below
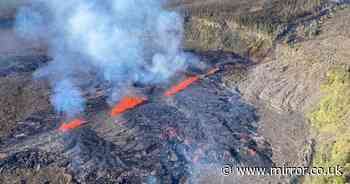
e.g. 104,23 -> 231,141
110,96 -> 147,117
164,67 -> 219,97
59,118 -> 86,132
164,76 -> 200,97
204,67 -> 220,77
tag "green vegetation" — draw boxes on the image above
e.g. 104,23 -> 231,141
306,134 -> 350,184
235,0 -> 324,36
305,67 -> 350,184
181,0 -> 325,36
184,16 -> 272,56
308,67 -> 350,133
181,0 -> 328,56
304,20 -> 321,38
184,18 -> 223,51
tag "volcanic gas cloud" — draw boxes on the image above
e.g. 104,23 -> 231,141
15,0 -> 195,121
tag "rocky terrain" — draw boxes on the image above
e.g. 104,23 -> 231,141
0,0 -> 349,184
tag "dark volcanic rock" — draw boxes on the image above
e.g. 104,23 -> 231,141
0,149 -> 58,172
0,67 -> 273,183
0,55 -> 50,77
86,73 -> 272,183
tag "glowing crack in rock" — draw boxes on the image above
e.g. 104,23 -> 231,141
59,118 -> 86,132
110,96 -> 147,117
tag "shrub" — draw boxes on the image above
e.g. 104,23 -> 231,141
308,67 -> 350,132
306,67 -> 350,184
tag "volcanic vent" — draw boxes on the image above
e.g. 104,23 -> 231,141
0,0 -> 275,183
0,55 -> 273,183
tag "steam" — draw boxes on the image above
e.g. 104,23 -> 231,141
52,80 -> 85,117
15,0 -> 191,118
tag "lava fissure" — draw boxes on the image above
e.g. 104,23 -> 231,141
164,67 -> 220,97
58,119 -> 87,132
164,76 -> 200,97
58,68 -> 220,131
110,96 -> 148,117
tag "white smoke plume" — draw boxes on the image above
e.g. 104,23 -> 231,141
15,0 -> 193,118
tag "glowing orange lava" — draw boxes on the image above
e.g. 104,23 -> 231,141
110,96 -> 147,117
164,76 -> 200,97
59,118 -> 86,132
205,67 -> 220,77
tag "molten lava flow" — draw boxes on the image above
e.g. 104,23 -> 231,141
110,96 -> 147,117
164,76 -> 200,97
205,67 -> 220,77
164,67 -> 220,97
59,118 -> 86,132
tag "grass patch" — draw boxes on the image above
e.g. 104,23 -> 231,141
234,0 -> 324,36
308,67 -> 350,133
305,67 -> 350,184
181,0 -> 328,54
181,0 -> 325,36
